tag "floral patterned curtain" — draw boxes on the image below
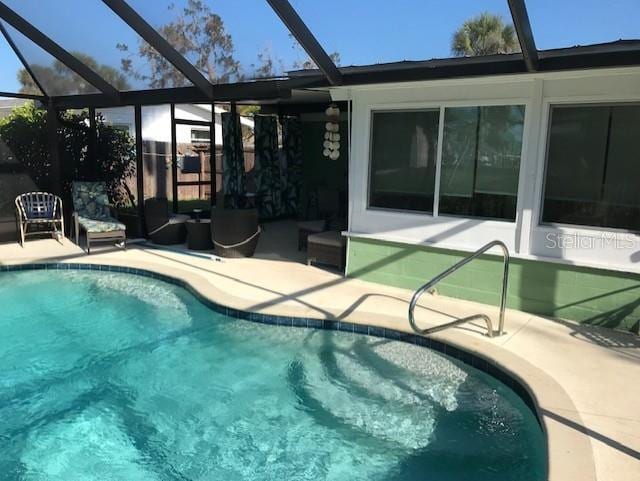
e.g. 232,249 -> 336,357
222,112 -> 246,208
282,117 -> 303,217
254,115 -> 283,219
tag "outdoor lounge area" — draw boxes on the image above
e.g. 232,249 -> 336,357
0,1 -> 639,480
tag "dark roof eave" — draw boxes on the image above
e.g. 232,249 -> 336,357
288,40 -> 640,86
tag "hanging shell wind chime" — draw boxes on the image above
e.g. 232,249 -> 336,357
323,103 -> 340,160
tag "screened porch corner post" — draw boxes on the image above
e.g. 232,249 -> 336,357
134,105 -> 145,237
45,103 -> 67,231
282,117 -> 303,218
170,103 -> 178,213
254,115 -> 283,219
45,104 -> 62,198
221,112 -> 246,209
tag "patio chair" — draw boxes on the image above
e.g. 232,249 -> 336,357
71,181 -> 126,254
307,230 -> 346,270
144,197 -> 189,245
297,188 -> 342,250
14,192 -> 64,246
211,207 -> 261,258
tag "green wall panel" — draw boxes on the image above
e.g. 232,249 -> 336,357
347,237 -> 640,333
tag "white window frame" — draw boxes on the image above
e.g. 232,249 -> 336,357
367,107 -> 441,216
528,95 -> 640,267
537,100 -> 640,233
345,95 -> 533,255
365,97 -> 531,221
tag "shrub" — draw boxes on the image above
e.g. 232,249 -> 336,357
0,102 -> 137,207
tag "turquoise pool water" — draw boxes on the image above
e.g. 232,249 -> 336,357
0,269 -> 546,481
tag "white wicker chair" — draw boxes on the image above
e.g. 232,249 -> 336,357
15,192 -> 64,246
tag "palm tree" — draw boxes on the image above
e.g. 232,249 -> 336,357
452,12 -> 520,57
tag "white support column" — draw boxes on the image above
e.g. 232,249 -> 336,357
433,106 -> 445,217
515,78 -> 544,255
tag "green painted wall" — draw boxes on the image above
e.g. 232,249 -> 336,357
347,237 -> 640,333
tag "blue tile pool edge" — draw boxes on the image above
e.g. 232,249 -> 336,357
0,262 -> 542,426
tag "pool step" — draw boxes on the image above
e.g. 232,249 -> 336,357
287,338 -> 468,450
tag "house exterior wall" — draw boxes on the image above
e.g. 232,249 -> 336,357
99,104 -> 220,145
335,67 -> 640,332
100,104 -> 253,146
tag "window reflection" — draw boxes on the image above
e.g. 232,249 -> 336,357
543,104 -> 640,231
369,110 -> 439,213
439,105 -> 525,221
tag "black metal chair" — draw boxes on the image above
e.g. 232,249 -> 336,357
144,198 -> 189,245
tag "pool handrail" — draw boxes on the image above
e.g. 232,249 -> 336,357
408,240 -> 510,338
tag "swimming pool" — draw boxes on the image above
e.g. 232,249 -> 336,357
0,268 -> 546,480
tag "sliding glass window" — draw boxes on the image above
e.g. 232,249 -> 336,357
542,104 -> 640,231
439,105 -> 525,221
369,110 -> 439,212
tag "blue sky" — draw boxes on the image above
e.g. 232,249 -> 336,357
1,0 -> 639,94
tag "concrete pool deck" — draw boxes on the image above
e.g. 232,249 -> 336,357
1,231 -> 639,481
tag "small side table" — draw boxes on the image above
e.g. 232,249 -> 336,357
186,219 -> 213,250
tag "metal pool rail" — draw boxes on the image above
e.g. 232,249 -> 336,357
408,240 -> 510,338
